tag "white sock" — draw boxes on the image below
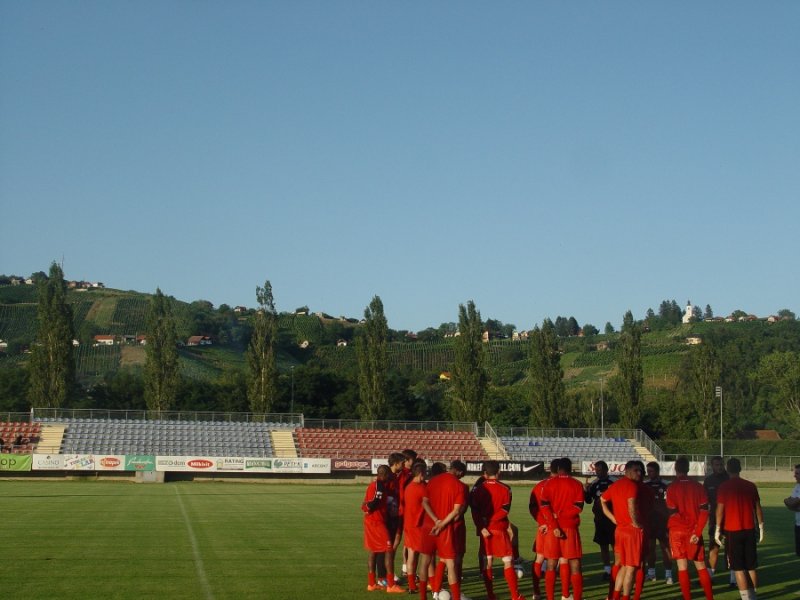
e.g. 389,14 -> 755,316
709,568 -> 715,576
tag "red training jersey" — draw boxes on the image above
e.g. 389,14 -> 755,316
666,475 -> 709,537
540,474 -> 584,530
470,478 -> 512,531
717,477 -> 760,532
602,476 -> 640,527
529,477 -> 551,525
423,472 -> 467,529
404,480 -> 427,529
362,479 -> 388,524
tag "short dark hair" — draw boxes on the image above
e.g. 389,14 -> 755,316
412,462 -> 427,478
483,460 -> 500,476
647,461 -> 660,474
402,449 -> 418,460
726,457 -> 742,474
430,462 -> 447,477
550,459 -> 560,474
450,460 -> 466,475
675,456 -> 690,475
594,460 -> 609,472
559,457 -> 572,474
388,452 -> 406,466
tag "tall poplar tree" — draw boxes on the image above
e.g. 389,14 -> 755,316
450,300 -> 488,422
356,295 -> 388,421
144,288 -> 179,412
528,319 -> 565,428
28,261 -> 75,408
687,341 -> 721,439
247,280 -> 278,414
613,310 -> 643,429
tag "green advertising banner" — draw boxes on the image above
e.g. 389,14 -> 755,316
0,453 -> 33,471
125,455 -> 156,472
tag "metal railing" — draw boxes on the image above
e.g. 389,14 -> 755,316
661,454 -> 800,471
482,421 -> 509,459
302,419 -> 478,434
32,407 -> 303,425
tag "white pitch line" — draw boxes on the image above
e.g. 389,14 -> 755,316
175,487 -> 214,600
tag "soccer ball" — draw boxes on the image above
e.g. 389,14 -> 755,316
438,591 -> 451,600
516,566 -> 524,579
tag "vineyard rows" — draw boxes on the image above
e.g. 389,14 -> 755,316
75,345 -> 121,382
109,297 -> 149,335
0,304 -> 37,341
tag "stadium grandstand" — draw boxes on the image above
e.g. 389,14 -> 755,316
0,410 -> 667,470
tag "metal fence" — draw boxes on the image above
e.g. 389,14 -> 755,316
31,407 -> 303,425
662,453 -> 800,471
302,419 -> 478,434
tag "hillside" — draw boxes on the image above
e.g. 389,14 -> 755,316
0,283 -> 695,387
4,283 -> 800,441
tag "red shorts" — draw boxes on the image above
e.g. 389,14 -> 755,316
614,525 -> 644,567
544,527 -> 582,560
533,526 -> 547,555
404,525 -> 425,553
669,529 -> 705,562
419,525 -> 458,560
482,528 -> 514,558
453,520 -> 467,555
365,519 -> 393,553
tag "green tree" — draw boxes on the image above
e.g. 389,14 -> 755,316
356,295 -> 389,421
527,320 -> 565,428
704,304 -> 714,320
604,322 -> 615,335
612,310 -> 643,429
685,342 -> 722,439
247,281 -> 278,414
144,288 -> 180,412
28,262 -> 75,408
756,351 -> 800,429
450,300 -> 488,422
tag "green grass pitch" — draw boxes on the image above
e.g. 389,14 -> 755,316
0,481 -> 797,599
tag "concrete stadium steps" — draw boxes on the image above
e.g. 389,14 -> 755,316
270,430 -> 298,458
480,436 -> 508,459
37,424 -> 66,454
629,440 -> 656,463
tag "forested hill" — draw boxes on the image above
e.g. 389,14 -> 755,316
2,283 -> 800,441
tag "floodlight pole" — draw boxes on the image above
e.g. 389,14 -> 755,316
715,385 -> 723,457
600,377 -> 605,437
290,366 -> 295,416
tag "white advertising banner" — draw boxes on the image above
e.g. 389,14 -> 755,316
156,456 -> 217,472
582,460 -> 706,477
32,454 -> 65,470
301,458 -> 331,474
62,454 -> 124,471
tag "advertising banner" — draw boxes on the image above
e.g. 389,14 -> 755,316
32,454 -> 65,470
464,460 -> 544,478
301,458 -> 331,474
125,455 -> 156,472
63,454 -> 99,471
156,456 -> 217,472
581,460 -> 706,477
94,455 -> 126,471
334,458 -> 371,471
0,453 -> 32,471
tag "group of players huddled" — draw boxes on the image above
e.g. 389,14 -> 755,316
362,451 -> 763,600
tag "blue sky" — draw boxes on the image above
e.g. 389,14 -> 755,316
2,2 -> 799,332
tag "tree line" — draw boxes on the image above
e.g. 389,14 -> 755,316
3,264 -> 799,442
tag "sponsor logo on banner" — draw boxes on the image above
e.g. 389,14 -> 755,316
156,456 -> 218,472
465,461 -> 544,476
581,460 -> 706,477
63,454 -> 96,470
217,457 -> 245,471
244,459 -> 272,471
126,455 -> 155,471
271,458 -> 302,473
94,455 -> 125,471
0,453 -> 33,472
302,458 -> 331,474
33,454 -> 65,470
333,458 -> 371,471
